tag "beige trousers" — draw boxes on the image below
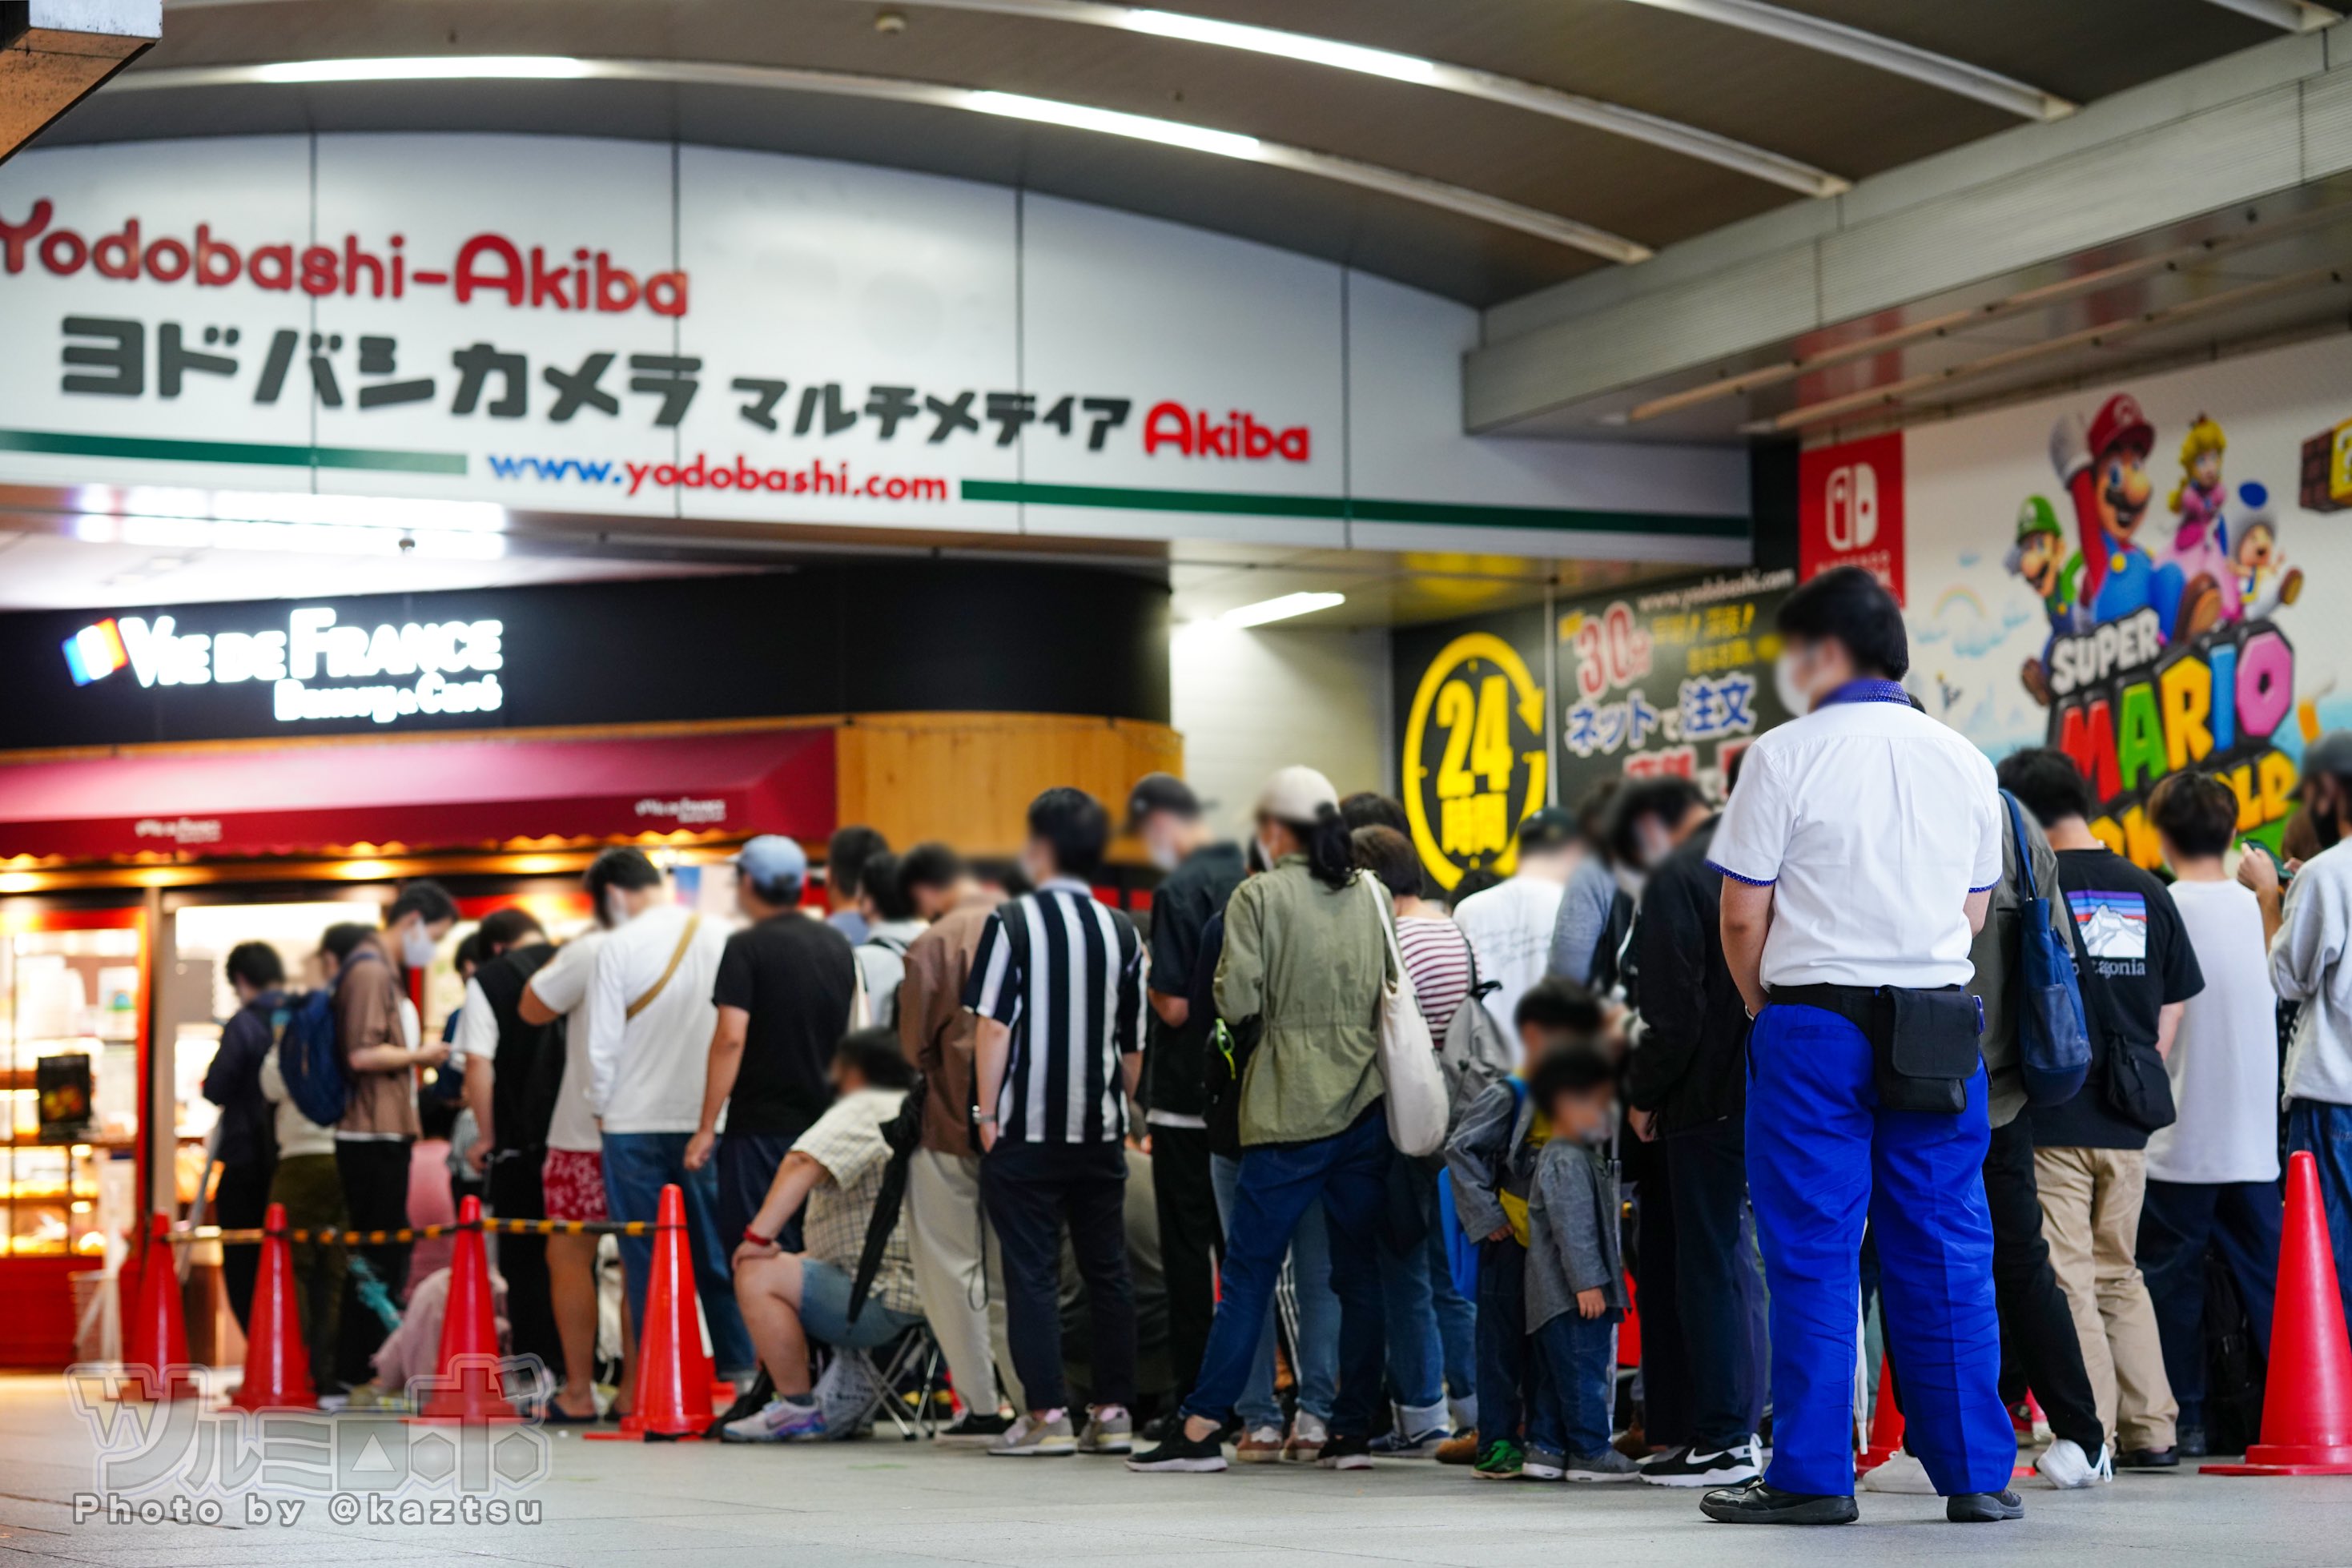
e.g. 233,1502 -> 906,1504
907,1147 -> 1023,1415
2033,1144 -> 2178,1452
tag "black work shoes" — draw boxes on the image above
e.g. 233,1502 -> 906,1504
1699,1479 -> 1859,1525
1948,1490 -> 2025,1522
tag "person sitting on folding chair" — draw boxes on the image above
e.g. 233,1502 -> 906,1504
724,1028 -> 929,1442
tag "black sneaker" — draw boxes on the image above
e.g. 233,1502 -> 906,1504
1317,1433 -> 1375,1471
935,1409 -> 1016,1445
1126,1427 -> 1228,1473
1700,1478 -> 1859,1526
1948,1490 -> 2024,1522
1640,1437 -> 1762,1488
2177,1425 -> 2208,1458
2114,1446 -> 2180,1469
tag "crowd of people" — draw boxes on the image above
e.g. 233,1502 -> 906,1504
197,565 -> 2352,1527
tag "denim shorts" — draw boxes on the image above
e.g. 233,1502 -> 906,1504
799,1257 -> 925,1349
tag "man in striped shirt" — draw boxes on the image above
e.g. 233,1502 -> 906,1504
967,787 -> 1148,1457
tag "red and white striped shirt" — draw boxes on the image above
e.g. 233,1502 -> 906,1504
1397,916 -> 1475,1040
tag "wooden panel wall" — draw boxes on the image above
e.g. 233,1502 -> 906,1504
834,712 -> 1183,857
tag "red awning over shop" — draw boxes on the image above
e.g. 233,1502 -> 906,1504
0,727 -> 837,863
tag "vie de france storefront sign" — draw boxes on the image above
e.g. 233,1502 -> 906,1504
0,135 -> 1747,560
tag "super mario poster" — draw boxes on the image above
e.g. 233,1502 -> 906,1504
1896,332 -> 2352,869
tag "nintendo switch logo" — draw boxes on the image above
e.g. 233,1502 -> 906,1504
62,619 -> 127,685
1799,432 -> 1905,605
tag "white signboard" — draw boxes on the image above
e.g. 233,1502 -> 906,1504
0,135 -> 1747,559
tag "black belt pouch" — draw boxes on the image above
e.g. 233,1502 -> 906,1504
1869,987 -> 1983,1115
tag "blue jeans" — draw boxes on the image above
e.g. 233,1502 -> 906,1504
1476,1239 -> 1530,1445
1186,1110 -> 1389,1436
1531,1311 -> 1618,1457
2138,1176 -> 2281,1425
1747,1003 -> 2012,1498
2288,1100 -> 2352,1335
1380,1162 -> 1477,1413
601,1130 -> 754,1379
1209,1152 -> 1337,1428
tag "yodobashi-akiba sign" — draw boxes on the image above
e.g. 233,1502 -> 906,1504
62,606 -> 505,726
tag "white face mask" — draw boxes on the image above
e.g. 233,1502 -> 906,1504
400,922 -> 439,971
1143,824 -> 1181,874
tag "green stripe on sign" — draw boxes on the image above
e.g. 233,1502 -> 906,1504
0,428 -> 468,476
960,479 -> 1747,537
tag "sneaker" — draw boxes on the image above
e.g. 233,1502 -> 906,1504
1522,1447 -> 1566,1482
1126,1425 -> 1228,1473
712,1369 -> 777,1430
1235,1425 -> 1285,1463
1282,1410 -> 1329,1463
1859,1449 -> 1936,1494
1474,1438 -> 1525,1480
989,1410 -> 1076,1457
1948,1489 -> 2024,1522
1318,1433 -> 1375,1471
721,1395 -> 825,1444
2114,1445 -> 2179,1469
2177,1425 -> 2208,1458
935,1409 -> 1016,1445
1640,1437 -> 1762,1488
2035,1437 -> 2113,1489
1436,1429 -> 1480,1465
1079,1405 -> 1133,1455
1699,1478 -> 1859,1526
1369,1423 -> 1450,1458
1565,1449 -> 1642,1482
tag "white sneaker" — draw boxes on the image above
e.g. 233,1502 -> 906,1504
721,1396 -> 825,1444
1859,1449 -> 1936,1494
2036,1437 -> 2114,1489
1282,1409 -> 1329,1462
1078,1405 -> 1133,1454
989,1410 -> 1077,1457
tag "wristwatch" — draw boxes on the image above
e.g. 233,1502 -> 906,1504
742,1224 -> 776,1249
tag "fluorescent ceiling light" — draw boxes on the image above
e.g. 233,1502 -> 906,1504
899,0 -> 1846,195
119,58 -> 1651,263
2201,0 -> 2342,29
1224,590 -> 1345,627
1614,0 -> 2074,121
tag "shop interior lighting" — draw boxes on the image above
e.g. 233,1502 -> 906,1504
1612,0 -> 2076,121
901,0 -> 1847,195
1222,590 -> 1346,627
117,58 -> 1651,262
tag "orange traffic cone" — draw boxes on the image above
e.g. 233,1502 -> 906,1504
588,1184 -> 714,1442
124,1213 -> 193,1401
228,1203 -> 315,1412
412,1195 -> 521,1424
2205,1150 -> 2352,1475
1857,1353 -> 1903,1471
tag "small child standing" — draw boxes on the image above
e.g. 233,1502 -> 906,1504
1526,1043 -> 1635,1481
1446,979 -> 1604,1481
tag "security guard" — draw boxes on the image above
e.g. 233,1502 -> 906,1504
1702,567 -> 2020,1526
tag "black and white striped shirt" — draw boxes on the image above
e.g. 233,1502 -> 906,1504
963,878 -> 1147,1144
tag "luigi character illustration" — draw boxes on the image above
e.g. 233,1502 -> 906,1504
2050,392 -> 2210,641
2006,494 -> 2086,706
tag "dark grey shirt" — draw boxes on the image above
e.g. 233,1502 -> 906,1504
1528,1135 -> 1626,1331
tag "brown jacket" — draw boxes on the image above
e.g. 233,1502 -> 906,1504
336,931 -> 419,1139
898,890 -> 1004,1156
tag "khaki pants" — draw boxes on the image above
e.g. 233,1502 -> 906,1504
907,1148 -> 1023,1414
2033,1145 -> 2177,1452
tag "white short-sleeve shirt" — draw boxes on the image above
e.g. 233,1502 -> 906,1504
525,930 -> 605,1153
1707,683 -> 2003,991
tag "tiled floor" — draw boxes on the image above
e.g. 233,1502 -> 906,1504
2,1376 -> 2349,1566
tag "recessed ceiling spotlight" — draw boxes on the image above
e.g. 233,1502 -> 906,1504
875,9 -> 909,32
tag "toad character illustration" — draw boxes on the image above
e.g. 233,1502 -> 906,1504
2050,392 -> 2187,638
2233,485 -> 2306,620
2004,494 -> 2085,706
2164,412 -> 2236,629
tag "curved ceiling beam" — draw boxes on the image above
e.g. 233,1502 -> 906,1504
2201,0 -> 2342,29
891,0 -> 1849,198
1614,0 -> 2076,121
111,57 -> 1655,263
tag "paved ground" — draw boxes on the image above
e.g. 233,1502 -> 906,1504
2,1377 -> 2350,1567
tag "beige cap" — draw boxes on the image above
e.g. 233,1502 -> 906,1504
1255,764 -> 1341,822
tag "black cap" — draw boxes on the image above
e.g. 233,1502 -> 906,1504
2305,730 -> 2352,786
1124,772 -> 1201,831
1518,806 -> 1579,854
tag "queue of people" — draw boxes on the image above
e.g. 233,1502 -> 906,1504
195,565 -> 2346,1528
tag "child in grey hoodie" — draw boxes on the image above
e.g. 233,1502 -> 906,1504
1526,1043 -> 1634,1481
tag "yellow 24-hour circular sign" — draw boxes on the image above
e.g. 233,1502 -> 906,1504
1403,632 -> 1549,892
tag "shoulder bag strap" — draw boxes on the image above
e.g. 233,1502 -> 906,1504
626,915 -> 702,1022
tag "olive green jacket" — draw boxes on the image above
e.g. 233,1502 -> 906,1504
1215,857 -> 1393,1146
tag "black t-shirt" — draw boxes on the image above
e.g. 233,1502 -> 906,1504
711,913 -> 860,1138
2030,847 -> 2205,1151
475,943 -> 556,1152
1141,842 -> 1245,1118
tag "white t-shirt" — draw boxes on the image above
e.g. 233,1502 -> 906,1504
526,931 -> 605,1154
2148,878 -> 2282,1184
1708,687 -> 2003,990
1453,873 -> 1568,1033
585,904 -> 730,1135
452,976 -> 497,1069
2276,839 -> 2352,1108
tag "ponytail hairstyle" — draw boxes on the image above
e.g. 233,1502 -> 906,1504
1290,802 -> 1357,891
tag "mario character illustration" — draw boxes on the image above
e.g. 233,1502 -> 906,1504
2005,494 -> 2086,706
2050,392 -> 2197,640
2233,482 -> 2306,620
2165,413 -> 2237,626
